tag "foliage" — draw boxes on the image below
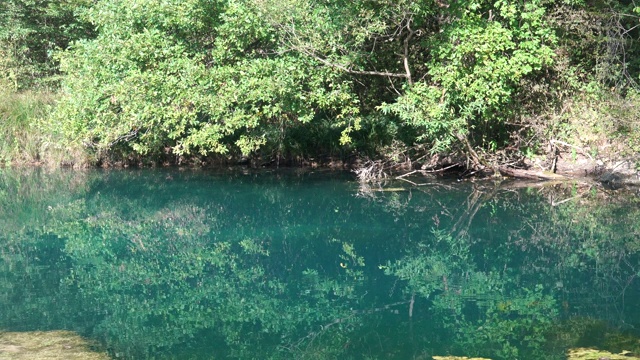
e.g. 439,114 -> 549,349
0,81 -> 85,166
0,0 -> 93,89
381,0 -> 556,155
0,0 -> 639,166
44,0 -> 592,164
50,0 -> 361,163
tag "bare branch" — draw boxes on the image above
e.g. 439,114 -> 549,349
108,129 -> 139,148
298,47 -> 408,78
387,75 -> 402,95
403,16 -> 415,85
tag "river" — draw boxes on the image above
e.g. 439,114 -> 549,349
1,168 -> 639,359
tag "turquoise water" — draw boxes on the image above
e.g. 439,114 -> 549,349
1,168 -> 640,359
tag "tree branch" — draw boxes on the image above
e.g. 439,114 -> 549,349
298,47 -> 408,78
403,16 -> 414,85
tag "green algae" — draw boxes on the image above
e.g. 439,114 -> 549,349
0,330 -> 109,360
568,348 -> 639,359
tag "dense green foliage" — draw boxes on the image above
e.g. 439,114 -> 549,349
1,0 -> 640,166
0,0 -> 92,89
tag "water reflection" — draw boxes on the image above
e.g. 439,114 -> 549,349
1,168 -> 639,359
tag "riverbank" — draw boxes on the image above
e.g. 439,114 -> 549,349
0,84 -> 88,168
1,83 -> 639,189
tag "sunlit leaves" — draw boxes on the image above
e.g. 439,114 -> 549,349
381,0 -> 556,153
52,0 -> 366,160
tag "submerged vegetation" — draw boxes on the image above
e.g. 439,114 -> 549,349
0,331 -> 110,360
0,0 -> 639,171
1,169 -> 640,358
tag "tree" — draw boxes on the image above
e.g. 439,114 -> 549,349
50,0 -> 640,167
51,0 -> 361,163
0,0 -> 93,89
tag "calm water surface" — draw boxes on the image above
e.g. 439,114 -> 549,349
1,168 -> 640,359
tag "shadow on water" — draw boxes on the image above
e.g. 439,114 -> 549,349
1,168 -> 640,359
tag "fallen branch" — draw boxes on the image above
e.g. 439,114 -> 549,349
397,177 -> 421,186
395,163 -> 461,180
498,166 -> 572,181
396,170 -> 421,179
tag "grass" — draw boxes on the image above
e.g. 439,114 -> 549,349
0,330 -> 110,360
533,86 -> 640,174
0,80 -> 87,167
0,81 -> 54,165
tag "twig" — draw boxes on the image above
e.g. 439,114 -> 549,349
551,193 -> 584,206
396,170 -> 421,179
395,163 -> 461,180
387,75 -> 402,96
550,139 -> 593,160
108,129 -> 139,148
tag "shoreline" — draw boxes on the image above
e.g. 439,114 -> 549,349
3,148 -> 638,190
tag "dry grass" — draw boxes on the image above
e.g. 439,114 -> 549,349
0,330 -> 110,360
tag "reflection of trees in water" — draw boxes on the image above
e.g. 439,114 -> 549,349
501,184 -> 640,329
377,180 -> 640,358
2,170 -> 640,359
56,200 -> 370,359
383,229 -> 559,359
0,169 -> 89,332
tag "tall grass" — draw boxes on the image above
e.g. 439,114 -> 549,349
0,80 -> 53,165
0,80 -> 88,167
